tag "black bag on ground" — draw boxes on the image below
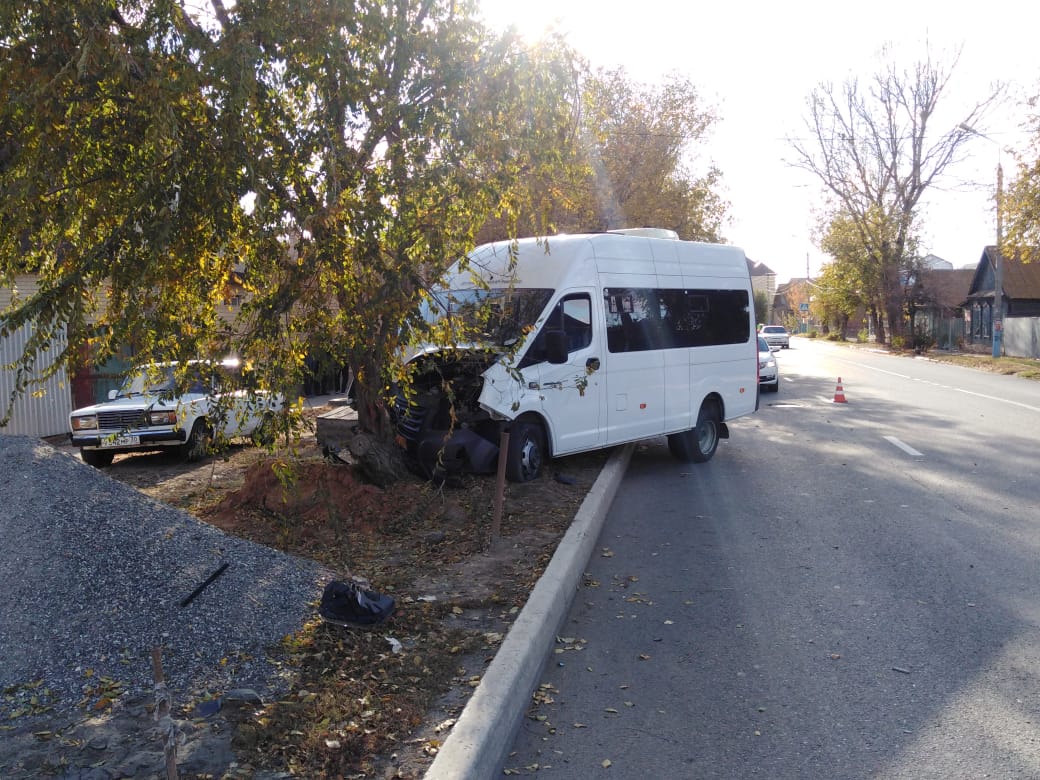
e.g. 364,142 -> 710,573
319,580 -> 395,626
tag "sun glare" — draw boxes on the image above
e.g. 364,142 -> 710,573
478,0 -> 569,42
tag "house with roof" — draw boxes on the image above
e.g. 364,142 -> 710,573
963,246 -> 1040,358
746,257 -> 776,322
908,267 -> 975,349
771,277 -> 814,332
920,253 -> 953,270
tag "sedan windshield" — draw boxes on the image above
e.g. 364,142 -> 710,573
420,288 -> 553,347
117,366 -> 209,397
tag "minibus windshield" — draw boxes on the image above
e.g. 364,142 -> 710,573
421,288 -> 553,347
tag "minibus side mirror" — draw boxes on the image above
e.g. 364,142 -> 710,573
545,330 -> 569,364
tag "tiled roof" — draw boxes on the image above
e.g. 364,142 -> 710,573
746,257 -> 776,277
967,247 -> 1040,300
916,269 -> 974,309
994,246 -> 1040,299
775,278 -> 810,294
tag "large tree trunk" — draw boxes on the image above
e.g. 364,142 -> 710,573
883,296 -> 904,343
344,354 -> 410,487
871,306 -> 885,345
882,262 -> 905,343
347,430 -> 409,488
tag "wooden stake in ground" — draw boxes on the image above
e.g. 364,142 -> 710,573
151,647 -> 179,780
490,429 -> 510,542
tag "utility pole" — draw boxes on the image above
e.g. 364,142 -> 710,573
806,252 -> 811,333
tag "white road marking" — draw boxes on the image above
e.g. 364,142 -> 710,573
826,355 -> 1040,414
884,436 -> 924,458
954,387 -> 1040,414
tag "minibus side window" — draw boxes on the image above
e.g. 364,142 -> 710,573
560,296 -> 593,351
519,293 -> 593,366
605,288 -> 750,352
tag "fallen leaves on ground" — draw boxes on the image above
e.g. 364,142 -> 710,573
106,426 -> 611,779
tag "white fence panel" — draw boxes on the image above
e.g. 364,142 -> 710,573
0,322 -> 72,438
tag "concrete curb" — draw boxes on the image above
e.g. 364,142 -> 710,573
425,443 -> 635,779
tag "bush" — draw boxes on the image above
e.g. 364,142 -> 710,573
857,329 -> 869,343
890,335 -> 907,350
912,333 -> 936,353
808,330 -> 819,339
826,332 -> 842,341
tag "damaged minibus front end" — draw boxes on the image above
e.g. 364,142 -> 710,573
392,281 -> 557,483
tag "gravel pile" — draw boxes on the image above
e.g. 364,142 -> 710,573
0,435 -> 333,717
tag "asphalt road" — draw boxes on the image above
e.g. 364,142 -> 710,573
505,339 -> 1040,779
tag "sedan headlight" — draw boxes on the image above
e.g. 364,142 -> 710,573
71,415 -> 97,431
148,410 -> 178,426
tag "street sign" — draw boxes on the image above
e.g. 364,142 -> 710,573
799,303 -> 809,311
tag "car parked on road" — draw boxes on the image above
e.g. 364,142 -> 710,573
760,325 -> 790,349
69,360 -> 282,467
758,336 -> 779,393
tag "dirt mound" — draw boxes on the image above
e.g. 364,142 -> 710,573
206,459 -> 429,549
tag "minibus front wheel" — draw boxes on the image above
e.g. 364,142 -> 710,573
668,402 -> 720,463
505,419 -> 546,483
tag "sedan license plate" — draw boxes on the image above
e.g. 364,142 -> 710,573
102,434 -> 140,448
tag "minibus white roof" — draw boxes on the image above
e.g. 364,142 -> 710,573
440,233 -> 748,291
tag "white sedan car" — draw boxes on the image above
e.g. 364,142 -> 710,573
760,325 -> 790,349
69,360 -> 282,467
757,336 -> 779,393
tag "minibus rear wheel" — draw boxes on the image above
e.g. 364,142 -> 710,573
668,402 -> 720,463
506,419 -> 546,482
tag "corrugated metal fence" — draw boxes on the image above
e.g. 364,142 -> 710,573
1004,317 -> 1040,359
0,321 -> 72,438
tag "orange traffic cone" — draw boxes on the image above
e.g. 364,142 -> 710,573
832,377 -> 847,403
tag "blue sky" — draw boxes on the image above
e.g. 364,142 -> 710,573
480,0 -> 1040,282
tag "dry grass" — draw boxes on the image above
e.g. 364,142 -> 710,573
917,351 -> 1040,379
114,439 -> 608,779
832,337 -> 1040,380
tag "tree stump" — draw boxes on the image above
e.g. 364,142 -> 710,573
348,430 -> 409,487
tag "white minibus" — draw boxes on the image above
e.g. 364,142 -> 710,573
394,229 -> 759,482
